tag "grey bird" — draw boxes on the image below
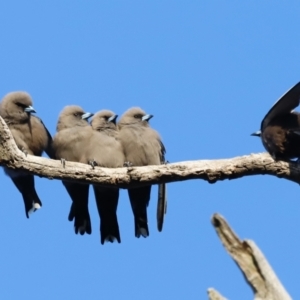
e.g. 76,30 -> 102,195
52,106 -> 94,235
0,91 -> 54,217
90,110 -> 125,244
251,82 -> 300,161
118,107 -> 167,238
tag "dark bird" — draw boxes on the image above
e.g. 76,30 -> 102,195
52,106 -> 94,235
251,82 -> 300,161
118,107 -> 167,238
0,91 -> 53,217
90,110 -> 125,244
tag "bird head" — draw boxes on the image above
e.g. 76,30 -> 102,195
56,105 -> 93,131
118,107 -> 153,127
91,110 -> 118,131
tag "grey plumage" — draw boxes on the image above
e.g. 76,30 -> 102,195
118,107 -> 167,238
52,106 -> 94,235
90,110 -> 125,244
0,91 -> 53,217
251,82 -> 300,161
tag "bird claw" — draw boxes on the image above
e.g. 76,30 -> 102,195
61,158 -> 66,168
124,161 -> 133,167
89,160 -> 98,169
21,147 -> 28,157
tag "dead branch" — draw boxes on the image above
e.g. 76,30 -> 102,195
207,288 -> 228,300
0,116 -> 299,188
210,214 -> 292,300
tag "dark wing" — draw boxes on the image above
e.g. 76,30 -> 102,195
10,173 -> 42,218
157,139 -> 167,232
262,82 -> 300,130
93,186 -> 121,244
159,140 -> 166,164
64,181 -> 92,235
34,116 -> 55,159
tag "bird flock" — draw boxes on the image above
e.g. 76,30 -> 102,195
1,81 -> 300,244
0,93 -> 166,244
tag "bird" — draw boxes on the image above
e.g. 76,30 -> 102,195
251,82 -> 300,161
118,107 -> 167,238
52,106 -> 94,235
90,110 -> 125,244
0,91 -> 54,218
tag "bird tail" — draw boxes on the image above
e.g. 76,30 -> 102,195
68,202 -> 92,235
134,214 -> 149,238
100,214 -> 121,244
128,187 -> 151,238
11,175 -> 42,218
93,186 -> 121,244
157,183 -> 167,232
64,182 -> 92,235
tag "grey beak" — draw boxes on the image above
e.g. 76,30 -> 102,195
24,106 -> 36,114
142,114 -> 153,122
82,112 -> 94,120
108,115 -> 118,123
251,130 -> 261,137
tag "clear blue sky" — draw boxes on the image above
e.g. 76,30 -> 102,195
0,2 -> 299,299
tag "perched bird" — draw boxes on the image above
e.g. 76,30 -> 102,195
0,91 -> 53,217
251,82 -> 300,161
118,107 -> 167,238
90,110 -> 125,244
52,106 -> 94,235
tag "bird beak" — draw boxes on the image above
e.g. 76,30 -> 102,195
108,115 -> 118,123
142,114 -> 153,122
24,106 -> 36,114
82,112 -> 94,120
251,130 -> 261,137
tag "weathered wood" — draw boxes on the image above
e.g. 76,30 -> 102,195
207,288 -> 228,300
0,116 -> 299,188
210,214 -> 292,300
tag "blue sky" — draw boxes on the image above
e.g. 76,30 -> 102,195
0,2 -> 299,299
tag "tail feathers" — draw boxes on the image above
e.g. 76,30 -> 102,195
68,203 -> 92,235
128,187 -> 151,238
10,175 -> 42,218
157,183 -> 167,232
26,199 -> 42,218
100,215 -> 121,244
135,216 -> 149,238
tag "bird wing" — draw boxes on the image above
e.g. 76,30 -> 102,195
262,82 -> 300,130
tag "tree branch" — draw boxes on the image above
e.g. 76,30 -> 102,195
0,116 -> 299,188
210,214 -> 292,300
207,288 -> 228,300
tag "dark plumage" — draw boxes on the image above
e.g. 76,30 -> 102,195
0,91 -> 53,217
251,82 -> 300,161
52,106 -> 94,235
90,110 -> 125,244
118,107 -> 167,238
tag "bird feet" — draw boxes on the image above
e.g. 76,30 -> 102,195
124,161 -> 133,167
21,147 -> 28,157
60,158 -> 66,168
88,159 -> 98,169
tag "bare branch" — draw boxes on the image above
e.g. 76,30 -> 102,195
0,115 -> 299,188
211,214 -> 292,300
207,288 -> 228,300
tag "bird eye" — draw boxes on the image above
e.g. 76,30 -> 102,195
134,114 -> 140,119
16,102 -> 26,108
74,113 -> 78,117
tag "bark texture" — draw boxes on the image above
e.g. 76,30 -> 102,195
210,214 -> 292,300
